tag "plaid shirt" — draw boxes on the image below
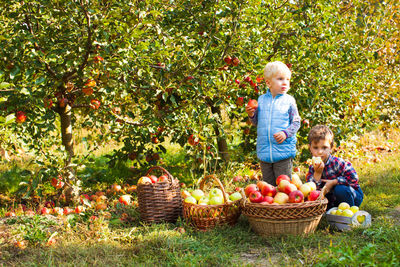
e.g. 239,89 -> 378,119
306,155 -> 360,190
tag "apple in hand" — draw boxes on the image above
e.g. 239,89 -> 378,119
245,184 -> 258,197
307,190 -> 320,201
276,174 -> 291,186
273,192 -> 289,204
261,183 -> 277,197
288,190 -> 304,203
249,191 -> 263,203
247,99 -> 258,110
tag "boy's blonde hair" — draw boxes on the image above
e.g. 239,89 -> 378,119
263,61 -> 291,81
308,125 -> 334,148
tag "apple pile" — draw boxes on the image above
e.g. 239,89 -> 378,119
137,174 -> 169,185
327,202 -> 367,223
182,188 -> 242,206
244,174 -> 321,204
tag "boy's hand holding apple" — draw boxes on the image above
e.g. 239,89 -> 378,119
246,99 -> 258,117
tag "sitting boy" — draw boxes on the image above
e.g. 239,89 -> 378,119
306,125 -> 364,209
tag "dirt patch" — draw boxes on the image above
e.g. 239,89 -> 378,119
387,206 -> 400,224
238,247 -> 282,266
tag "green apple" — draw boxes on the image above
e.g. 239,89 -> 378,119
198,196 -> 209,205
209,196 -> 224,205
229,192 -> 242,202
184,196 -> 197,204
209,188 -> 224,199
191,189 -> 205,201
338,202 -> 350,210
336,209 -> 343,216
341,209 -> 354,217
350,206 -> 359,214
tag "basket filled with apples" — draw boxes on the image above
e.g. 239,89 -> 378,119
136,166 -> 182,223
182,174 -> 242,230
241,174 -> 328,236
325,202 -> 371,231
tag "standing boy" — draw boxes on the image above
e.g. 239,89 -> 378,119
246,61 -> 301,185
306,125 -> 364,209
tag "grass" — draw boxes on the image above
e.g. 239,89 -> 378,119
1,129 -> 400,266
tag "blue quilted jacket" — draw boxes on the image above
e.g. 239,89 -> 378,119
255,90 -> 297,163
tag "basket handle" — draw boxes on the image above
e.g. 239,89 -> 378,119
199,174 -> 228,204
145,165 -> 175,184
316,185 -> 328,201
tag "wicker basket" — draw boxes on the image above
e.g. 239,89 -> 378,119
137,166 -> 182,223
182,175 -> 241,230
242,187 -> 328,236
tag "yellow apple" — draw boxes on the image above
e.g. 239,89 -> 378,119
291,173 -> 303,189
342,209 -> 354,217
299,183 -> 312,197
137,176 -> 152,185
191,189 -> 205,201
306,182 -> 316,191
273,192 -> 289,204
338,202 -> 350,210
350,206 -> 359,214
336,209 -> 343,216
184,196 -> 197,204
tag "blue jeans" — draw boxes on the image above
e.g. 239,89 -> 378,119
326,185 -> 364,209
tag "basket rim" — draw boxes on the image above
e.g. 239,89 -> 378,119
243,198 -> 328,210
183,198 -> 241,208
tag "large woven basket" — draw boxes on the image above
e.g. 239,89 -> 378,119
137,166 -> 182,223
182,175 -> 241,230
242,187 -> 328,236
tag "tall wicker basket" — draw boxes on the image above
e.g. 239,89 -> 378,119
182,175 -> 241,230
242,187 -> 328,236
137,166 -> 182,223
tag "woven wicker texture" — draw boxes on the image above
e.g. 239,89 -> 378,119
182,175 -> 241,230
137,166 -> 182,223
242,186 -> 328,236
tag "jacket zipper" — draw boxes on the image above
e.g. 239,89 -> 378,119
268,95 -> 275,162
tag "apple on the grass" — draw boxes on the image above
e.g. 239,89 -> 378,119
249,191 -> 263,203
261,195 -> 274,204
276,174 -> 291,186
191,189 -> 205,201
245,184 -> 258,197
75,205 -> 85,214
273,192 -> 289,204
119,195 -> 131,205
63,207 -> 74,215
149,175 -> 158,183
307,190 -> 320,201
299,183 -> 312,197
261,183 -> 277,197
41,207 -> 51,215
288,190 -> 304,203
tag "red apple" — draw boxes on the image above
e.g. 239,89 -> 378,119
260,183 -> 277,197
63,207 -> 74,215
90,99 -> 101,109
244,184 -> 258,197
236,97 -> 244,106
152,153 -> 160,161
288,190 -> 304,203
40,207 -> 51,215
15,111 -> 26,123
232,57 -> 240,66
5,211 -> 16,217
244,76 -> 252,83
277,179 -> 291,192
256,181 -> 268,192
119,195 -> 131,205
75,205 -> 85,214
308,190 -> 321,201
149,175 -> 158,183
249,191 -> 263,203
233,175 -> 243,183
111,184 -> 122,192
246,99 -> 258,110
158,175 -> 168,183
261,195 -> 274,204
283,183 -> 297,195
224,56 -> 232,65
188,134 -> 199,146
276,174 -> 291,186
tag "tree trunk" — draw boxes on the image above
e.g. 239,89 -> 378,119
58,104 -> 79,203
210,105 -> 230,162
